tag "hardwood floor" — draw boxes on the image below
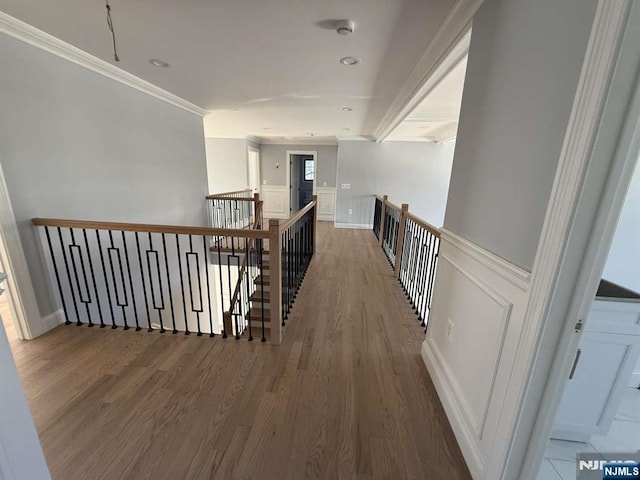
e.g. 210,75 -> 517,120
6,222 -> 471,480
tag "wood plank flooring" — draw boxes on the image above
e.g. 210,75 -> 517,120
5,222 -> 471,480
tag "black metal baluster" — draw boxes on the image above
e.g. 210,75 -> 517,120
416,228 -> 429,320
161,234 -> 177,334
147,232 -> 166,333
186,236 -> 203,336
57,228 -> 81,325
203,235 -> 214,337
135,232 -> 152,331
426,237 -> 439,312
122,231 -> 140,331
44,227 -> 71,325
96,230 -> 116,328
216,234 -> 227,338
68,229 -> 91,326
246,240 -> 253,341
175,234 -> 189,335
82,228 -> 103,328
108,231 -> 129,329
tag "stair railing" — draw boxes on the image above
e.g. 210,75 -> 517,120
206,189 -> 260,230
372,195 -> 441,328
32,217 -> 270,341
223,200 -> 266,341
269,196 -> 317,345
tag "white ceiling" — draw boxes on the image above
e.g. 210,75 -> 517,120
0,0 -> 457,140
387,56 -> 467,142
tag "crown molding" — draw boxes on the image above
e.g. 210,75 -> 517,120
257,137 -> 338,146
0,11 -> 208,117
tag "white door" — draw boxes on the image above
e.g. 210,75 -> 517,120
248,149 -> 260,194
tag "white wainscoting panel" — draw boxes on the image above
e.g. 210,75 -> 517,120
422,229 -> 531,479
316,187 -> 336,222
261,185 -> 288,219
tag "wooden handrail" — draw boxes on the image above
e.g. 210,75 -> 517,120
206,188 -> 252,199
31,218 -> 269,239
385,200 -> 402,213
375,194 -> 384,202
206,195 -> 256,201
405,212 -> 441,238
280,200 -> 316,231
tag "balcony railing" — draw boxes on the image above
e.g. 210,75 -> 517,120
32,194 -> 316,345
372,195 -> 441,328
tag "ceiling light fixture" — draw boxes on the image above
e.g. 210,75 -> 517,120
339,56 -> 360,66
263,127 -> 272,130
342,106 -> 353,112
343,128 -> 351,132
149,58 -> 170,68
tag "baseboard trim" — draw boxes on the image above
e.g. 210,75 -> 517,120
41,309 -> 65,333
317,214 -> 335,222
422,340 -> 484,479
334,223 -> 373,230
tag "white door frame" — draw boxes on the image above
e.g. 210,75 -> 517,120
0,163 -> 44,340
497,2 -> 640,479
285,150 -> 317,215
247,145 -> 261,195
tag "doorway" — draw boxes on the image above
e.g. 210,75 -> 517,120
535,159 -> 640,480
286,150 -> 316,215
247,147 -> 261,195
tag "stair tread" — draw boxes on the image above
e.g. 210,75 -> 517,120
250,291 -> 270,302
246,309 -> 271,319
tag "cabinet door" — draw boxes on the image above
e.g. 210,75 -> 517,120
552,331 -> 640,441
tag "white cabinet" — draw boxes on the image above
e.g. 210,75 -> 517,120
551,281 -> 640,442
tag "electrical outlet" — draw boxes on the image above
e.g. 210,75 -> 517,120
446,319 -> 454,343
263,179 -> 267,185
341,183 -> 351,189
322,181 -> 327,187
348,209 -> 353,215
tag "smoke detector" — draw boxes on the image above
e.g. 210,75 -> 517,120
336,20 -> 355,36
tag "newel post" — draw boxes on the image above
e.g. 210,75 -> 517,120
269,219 -> 283,345
312,194 -> 318,254
394,203 -> 409,276
379,194 -> 388,247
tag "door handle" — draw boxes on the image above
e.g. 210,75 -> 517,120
569,348 -> 582,380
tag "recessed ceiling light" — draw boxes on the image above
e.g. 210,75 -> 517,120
342,106 -> 353,112
230,106 -> 239,111
305,132 -> 316,137
149,58 -> 170,68
343,128 -> 351,132
339,56 -> 360,66
263,127 -> 272,130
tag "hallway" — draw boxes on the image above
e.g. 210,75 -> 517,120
8,222 -> 470,479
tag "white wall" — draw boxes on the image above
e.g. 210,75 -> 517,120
0,279 -> 51,479
205,138 -> 250,194
602,159 -> 640,294
0,33 -> 208,319
443,0 -> 598,272
335,140 -> 455,227
422,0 -> 599,478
